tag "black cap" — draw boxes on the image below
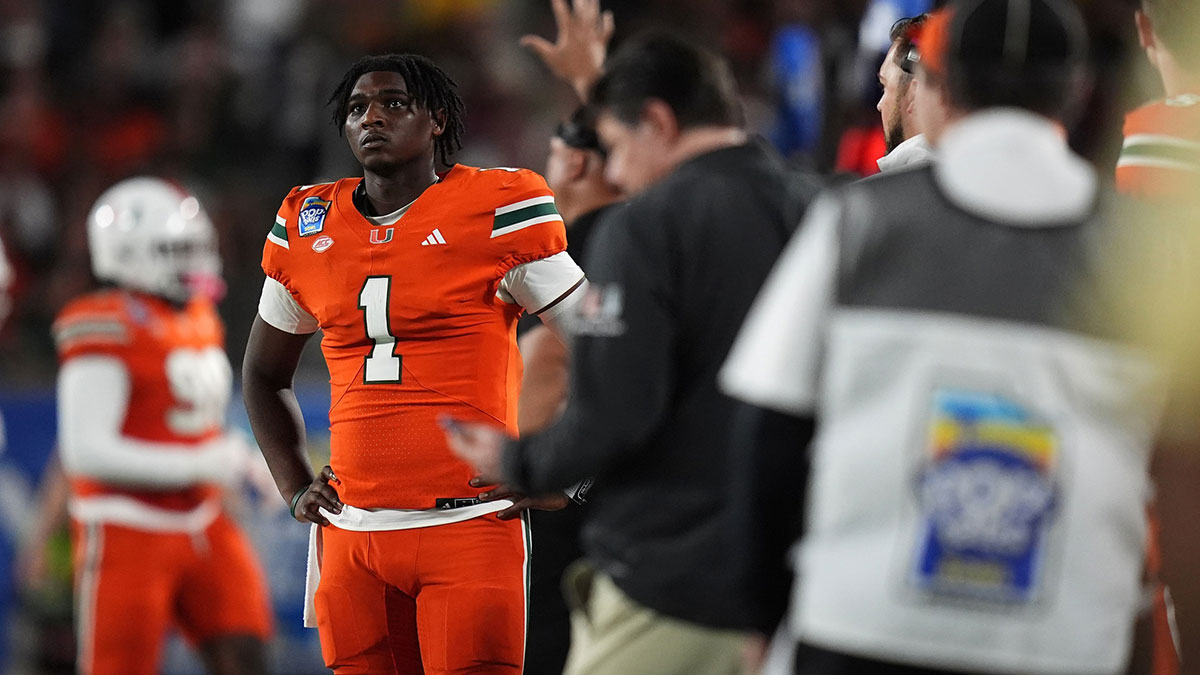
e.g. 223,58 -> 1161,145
950,0 -> 1086,73
944,0 -> 1088,118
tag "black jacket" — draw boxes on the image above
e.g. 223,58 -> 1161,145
505,141 -> 817,630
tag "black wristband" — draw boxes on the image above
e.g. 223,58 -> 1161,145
289,486 -> 307,518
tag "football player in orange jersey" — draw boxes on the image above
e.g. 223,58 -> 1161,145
1116,0 -> 1200,197
1117,2 -> 1200,672
53,177 -> 272,675
242,53 -> 588,674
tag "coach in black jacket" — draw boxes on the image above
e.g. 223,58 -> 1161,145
448,33 -> 815,674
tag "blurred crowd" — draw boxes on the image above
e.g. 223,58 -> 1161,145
0,0 -> 1157,386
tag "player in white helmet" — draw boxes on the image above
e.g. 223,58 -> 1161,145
85,177 -> 224,304
52,177 -> 273,675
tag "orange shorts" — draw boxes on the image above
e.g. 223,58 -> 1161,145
71,512 -> 273,675
315,514 -> 529,675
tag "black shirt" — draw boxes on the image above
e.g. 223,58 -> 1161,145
504,140 -> 816,629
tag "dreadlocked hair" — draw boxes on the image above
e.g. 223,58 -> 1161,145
328,53 -> 465,166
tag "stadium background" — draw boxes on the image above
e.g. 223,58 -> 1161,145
0,0 -> 1161,672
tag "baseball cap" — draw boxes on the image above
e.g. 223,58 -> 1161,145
918,0 -> 1088,116
952,0 -> 1085,73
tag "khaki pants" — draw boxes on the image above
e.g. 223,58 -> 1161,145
562,560 -> 750,675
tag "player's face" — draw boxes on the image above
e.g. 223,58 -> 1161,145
344,71 -> 444,174
878,43 -> 908,153
595,111 -> 672,196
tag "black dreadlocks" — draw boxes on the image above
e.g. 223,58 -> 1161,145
328,53 -> 465,166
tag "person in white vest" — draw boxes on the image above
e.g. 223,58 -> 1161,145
721,1 -> 1173,673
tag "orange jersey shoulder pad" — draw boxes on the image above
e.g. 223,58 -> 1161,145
53,291 -> 132,360
262,180 -> 344,285
1117,96 -> 1200,197
464,167 -> 568,272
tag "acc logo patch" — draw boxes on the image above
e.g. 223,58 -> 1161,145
311,235 -> 334,253
911,389 -> 1059,606
297,197 -> 332,236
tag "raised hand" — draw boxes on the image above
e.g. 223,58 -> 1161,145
520,0 -> 615,102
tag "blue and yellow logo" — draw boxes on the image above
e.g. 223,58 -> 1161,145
912,390 -> 1059,605
297,197 -> 332,237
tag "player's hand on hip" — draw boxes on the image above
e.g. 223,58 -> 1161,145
519,0 -> 614,102
498,494 -> 571,520
291,465 -> 343,526
442,416 -> 506,485
473,480 -> 571,520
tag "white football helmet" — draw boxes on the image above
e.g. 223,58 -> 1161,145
87,177 -> 223,303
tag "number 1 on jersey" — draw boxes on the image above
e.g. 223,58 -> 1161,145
359,276 -> 402,383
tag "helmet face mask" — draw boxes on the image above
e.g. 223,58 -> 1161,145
88,177 -> 223,303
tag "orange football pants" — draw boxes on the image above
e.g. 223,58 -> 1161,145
315,514 -> 529,674
71,512 -> 272,675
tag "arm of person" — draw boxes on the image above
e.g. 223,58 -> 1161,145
727,401 -> 813,634
466,259 -> 588,518
16,453 -> 71,589
495,211 -> 681,495
243,278 -> 341,524
499,250 -> 587,344
520,0 -> 614,102
57,356 -> 238,488
517,325 -> 569,435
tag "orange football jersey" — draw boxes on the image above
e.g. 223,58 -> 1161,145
1116,95 -> 1200,199
53,290 -> 229,511
262,166 -> 567,509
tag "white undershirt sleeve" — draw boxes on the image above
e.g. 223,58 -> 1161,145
719,195 -> 841,416
499,251 -> 588,342
57,356 -> 238,488
258,277 -> 320,334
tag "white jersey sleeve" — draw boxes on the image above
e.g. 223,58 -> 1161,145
719,195 -> 841,417
57,356 -> 238,487
258,277 -> 320,334
498,251 -> 587,340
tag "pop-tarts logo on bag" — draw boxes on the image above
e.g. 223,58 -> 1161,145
297,197 -> 332,236
911,389 -> 1059,606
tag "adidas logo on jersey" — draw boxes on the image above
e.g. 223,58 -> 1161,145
421,229 -> 447,246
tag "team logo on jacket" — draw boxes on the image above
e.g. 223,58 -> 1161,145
911,389 -> 1059,605
311,235 -> 334,253
297,197 -> 331,236
572,283 -> 625,337
369,227 -> 393,245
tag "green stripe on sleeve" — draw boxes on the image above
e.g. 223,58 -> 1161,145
493,202 -> 559,230
271,220 -> 288,241
1120,143 -> 1200,166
